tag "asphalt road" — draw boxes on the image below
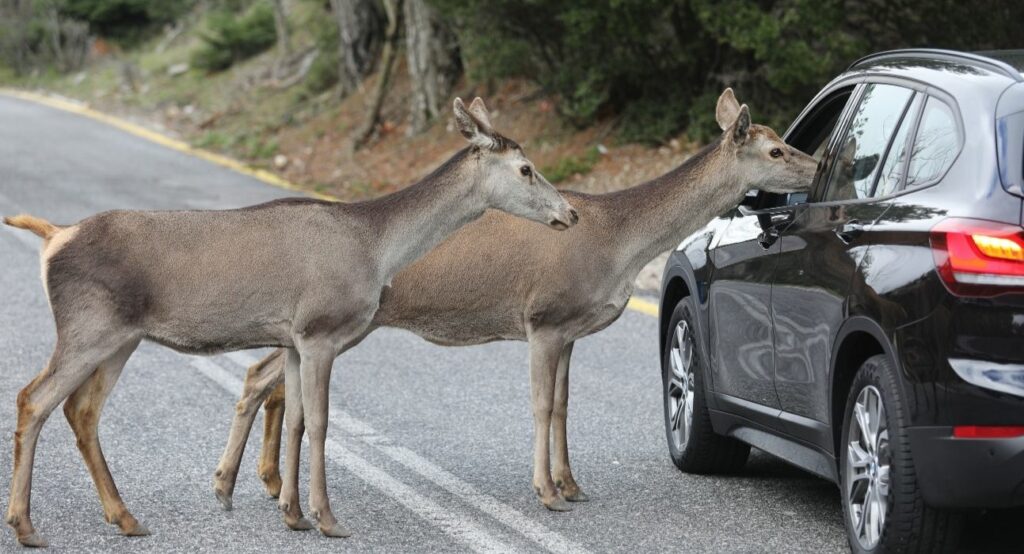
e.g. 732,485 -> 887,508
0,94 -> 1014,553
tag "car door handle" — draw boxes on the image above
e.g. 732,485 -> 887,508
835,220 -> 864,244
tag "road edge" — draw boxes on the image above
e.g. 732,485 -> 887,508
0,87 -> 658,319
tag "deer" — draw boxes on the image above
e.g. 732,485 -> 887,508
211,88 -> 819,514
2,97 -> 578,548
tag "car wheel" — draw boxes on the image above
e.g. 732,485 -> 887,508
663,297 -> 749,473
840,354 -> 963,553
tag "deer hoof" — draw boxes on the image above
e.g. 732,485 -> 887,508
320,522 -> 353,538
259,472 -> 282,499
122,521 -> 151,537
285,517 -> 315,531
542,497 -> 573,512
215,488 -> 233,511
563,489 -> 589,503
17,532 -> 48,548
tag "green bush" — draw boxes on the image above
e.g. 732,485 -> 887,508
543,147 -> 601,184
302,8 -> 340,95
63,0 -> 194,42
192,1 -> 277,72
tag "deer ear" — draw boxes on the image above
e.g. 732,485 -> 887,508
467,97 -> 494,131
716,87 -> 741,131
454,97 -> 497,150
731,105 -> 751,144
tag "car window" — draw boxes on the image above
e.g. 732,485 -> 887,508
756,87 -> 854,209
905,97 -> 960,188
824,84 -> 915,202
874,94 -> 922,197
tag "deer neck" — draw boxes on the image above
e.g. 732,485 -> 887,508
605,138 -> 746,274
359,148 -> 488,281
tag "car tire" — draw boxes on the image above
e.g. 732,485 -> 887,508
662,297 -> 750,473
840,354 -> 964,553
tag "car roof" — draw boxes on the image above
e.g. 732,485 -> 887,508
849,49 -> 1023,81
820,49 -> 1023,107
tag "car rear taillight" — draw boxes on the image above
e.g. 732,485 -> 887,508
953,425 -> 1024,439
930,218 -> 1024,296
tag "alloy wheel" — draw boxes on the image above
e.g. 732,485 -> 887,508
667,320 -> 696,451
845,385 -> 891,550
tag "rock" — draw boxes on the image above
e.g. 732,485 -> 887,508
167,63 -> 189,77
273,155 -> 289,170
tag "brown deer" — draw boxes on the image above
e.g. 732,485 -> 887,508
2,98 -> 577,548
212,89 -> 818,513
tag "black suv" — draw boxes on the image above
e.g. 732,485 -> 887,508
658,49 -> 1024,553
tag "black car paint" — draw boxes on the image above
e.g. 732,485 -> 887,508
659,50 -> 1024,508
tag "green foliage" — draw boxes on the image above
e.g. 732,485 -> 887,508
192,1 -> 277,72
302,7 -> 341,95
63,0 -> 194,42
543,147 -> 601,184
435,0 -> 1024,144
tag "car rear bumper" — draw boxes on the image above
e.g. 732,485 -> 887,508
908,426 -> 1024,509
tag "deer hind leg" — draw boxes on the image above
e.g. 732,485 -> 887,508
551,341 -> 587,502
212,348 -> 286,509
258,381 -> 285,499
277,348 -> 314,531
528,331 -> 571,512
6,330 -> 136,548
63,338 -> 146,536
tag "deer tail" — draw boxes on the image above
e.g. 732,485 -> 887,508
3,214 -> 61,240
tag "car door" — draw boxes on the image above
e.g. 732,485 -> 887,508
770,83 -> 924,445
707,85 -> 856,415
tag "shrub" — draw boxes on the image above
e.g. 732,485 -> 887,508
192,1 -> 277,72
543,147 -> 601,184
63,0 -> 194,42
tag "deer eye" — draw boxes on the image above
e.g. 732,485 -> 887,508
520,165 -> 533,177
770,148 -> 784,159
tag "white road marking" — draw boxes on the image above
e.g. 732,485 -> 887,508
190,356 -> 519,554
197,351 -> 592,554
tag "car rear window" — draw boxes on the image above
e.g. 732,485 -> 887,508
905,97 -> 960,188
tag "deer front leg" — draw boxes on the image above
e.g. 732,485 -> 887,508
528,332 -> 571,512
278,348 -> 314,531
258,381 -> 286,498
551,341 -> 587,502
213,349 -> 287,509
298,342 -> 351,538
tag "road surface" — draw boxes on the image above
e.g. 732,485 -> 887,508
0,94 -> 1013,553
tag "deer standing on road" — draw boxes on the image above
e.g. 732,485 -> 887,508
212,89 -> 818,512
3,98 -> 577,547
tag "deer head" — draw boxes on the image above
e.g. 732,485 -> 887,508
453,97 -> 578,230
715,88 -> 818,194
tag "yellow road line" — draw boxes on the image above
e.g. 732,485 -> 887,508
0,87 -> 659,318
627,297 -> 658,317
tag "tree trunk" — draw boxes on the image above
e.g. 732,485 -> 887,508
272,0 -> 291,59
352,0 -> 402,150
329,0 -> 383,98
404,0 -> 461,134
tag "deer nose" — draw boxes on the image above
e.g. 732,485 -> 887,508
568,208 -> 579,225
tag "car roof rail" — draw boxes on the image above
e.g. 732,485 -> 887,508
849,48 -> 1023,82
